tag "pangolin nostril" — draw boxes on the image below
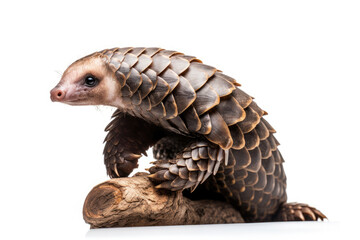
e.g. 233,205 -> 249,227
50,88 -> 65,102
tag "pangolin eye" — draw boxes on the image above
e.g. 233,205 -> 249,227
84,76 -> 98,87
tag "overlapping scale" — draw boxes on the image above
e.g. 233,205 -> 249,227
215,96 -> 245,125
259,139 -> 272,159
123,53 -> 139,68
151,54 -> 171,74
192,84 -> 220,115
256,120 -> 270,140
232,88 -> 253,109
137,73 -> 153,99
183,62 -> 217,90
205,111 -> 233,149
116,47 -> 133,55
168,116 -> 189,134
238,107 -> 261,133
120,84 -> 132,97
118,61 -> 131,79
143,47 -> 163,57
262,155 -> 275,174
215,72 -> 239,86
244,129 -> 260,150
163,93 -> 178,119
253,167 -> 267,190
109,52 -> 124,71
206,74 -> 236,97
172,76 -> 196,114
129,47 -> 146,56
148,76 -> 170,106
160,50 -> 182,58
130,91 -> 142,105
249,101 -> 266,117
149,141 -> 226,192
150,102 -> 166,118
169,56 -> 190,75
232,148 -> 251,169
181,106 -> 201,132
229,124 -> 245,150
134,54 -> 152,73
126,68 -> 142,93
160,68 -> 180,92
247,147 -> 262,172
180,55 -> 202,63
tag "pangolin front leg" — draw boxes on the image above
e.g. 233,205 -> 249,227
103,109 -> 163,178
149,139 -> 228,192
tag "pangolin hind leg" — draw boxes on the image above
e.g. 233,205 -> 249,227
209,148 -> 327,222
103,110 -> 164,178
274,202 -> 327,221
149,139 -> 228,192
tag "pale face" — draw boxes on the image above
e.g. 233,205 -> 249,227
50,54 -> 123,107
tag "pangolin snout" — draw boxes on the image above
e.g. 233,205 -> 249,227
50,87 -> 66,102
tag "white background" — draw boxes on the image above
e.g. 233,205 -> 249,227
0,0 -> 359,239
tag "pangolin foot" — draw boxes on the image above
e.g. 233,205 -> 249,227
274,202 -> 327,221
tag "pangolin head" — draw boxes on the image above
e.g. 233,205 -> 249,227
50,52 -> 123,107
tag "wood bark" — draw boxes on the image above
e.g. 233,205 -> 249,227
83,173 -> 244,228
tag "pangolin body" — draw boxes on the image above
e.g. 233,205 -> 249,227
50,47 -> 326,222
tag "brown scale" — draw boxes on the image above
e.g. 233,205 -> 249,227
96,47 -> 326,222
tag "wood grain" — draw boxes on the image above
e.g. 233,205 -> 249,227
83,173 -> 244,228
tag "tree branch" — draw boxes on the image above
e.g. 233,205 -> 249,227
83,174 -> 244,228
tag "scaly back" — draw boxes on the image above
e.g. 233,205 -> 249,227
100,47 -> 276,151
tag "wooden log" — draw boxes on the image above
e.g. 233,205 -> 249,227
83,173 -> 244,228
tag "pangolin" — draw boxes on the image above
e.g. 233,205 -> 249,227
50,47 -> 326,222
